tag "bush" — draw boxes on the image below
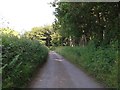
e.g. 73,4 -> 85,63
55,41 -> 118,88
2,34 -> 48,88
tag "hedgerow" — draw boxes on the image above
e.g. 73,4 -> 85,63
2,33 -> 48,88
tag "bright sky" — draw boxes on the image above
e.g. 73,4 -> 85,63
0,0 -> 55,33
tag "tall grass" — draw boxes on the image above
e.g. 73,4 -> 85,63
55,41 -> 118,88
2,34 -> 48,88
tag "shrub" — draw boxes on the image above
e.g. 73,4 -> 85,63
2,34 -> 48,88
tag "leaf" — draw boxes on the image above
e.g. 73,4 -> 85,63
9,54 -> 20,66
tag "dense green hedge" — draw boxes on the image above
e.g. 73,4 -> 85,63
55,41 -> 118,88
2,34 -> 48,88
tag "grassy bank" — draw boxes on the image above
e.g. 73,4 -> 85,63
55,42 -> 118,88
2,34 -> 48,88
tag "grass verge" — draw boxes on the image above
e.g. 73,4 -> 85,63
55,42 -> 118,88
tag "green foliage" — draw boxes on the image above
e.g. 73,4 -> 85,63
50,32 -> 62,46
55,41 -> 118,88
23,25 -> 65,47
0,28 -> 20,38
2,33 -> 48,88
52,2 -> 119,46
52,2 -> 119,88
23,25 -> 53,46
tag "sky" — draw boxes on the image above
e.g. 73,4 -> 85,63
0,0 -> 56,33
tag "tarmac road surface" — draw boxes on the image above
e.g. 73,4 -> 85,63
28,51 -> 104,88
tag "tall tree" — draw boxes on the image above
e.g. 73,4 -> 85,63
52,2 -> 119,47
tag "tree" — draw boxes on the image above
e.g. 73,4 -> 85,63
24,25 -> 53,46
52,2 -> 119,47
0,28 -> 20,38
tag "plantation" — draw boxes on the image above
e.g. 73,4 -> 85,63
1,29 -> 48,88
55,41 -> 118,88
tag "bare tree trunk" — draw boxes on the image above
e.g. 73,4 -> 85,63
80,34 -> 87,47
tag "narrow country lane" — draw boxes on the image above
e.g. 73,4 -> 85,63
28,51 -> 104,88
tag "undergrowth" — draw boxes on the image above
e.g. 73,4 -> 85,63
55,41 -> 118,88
